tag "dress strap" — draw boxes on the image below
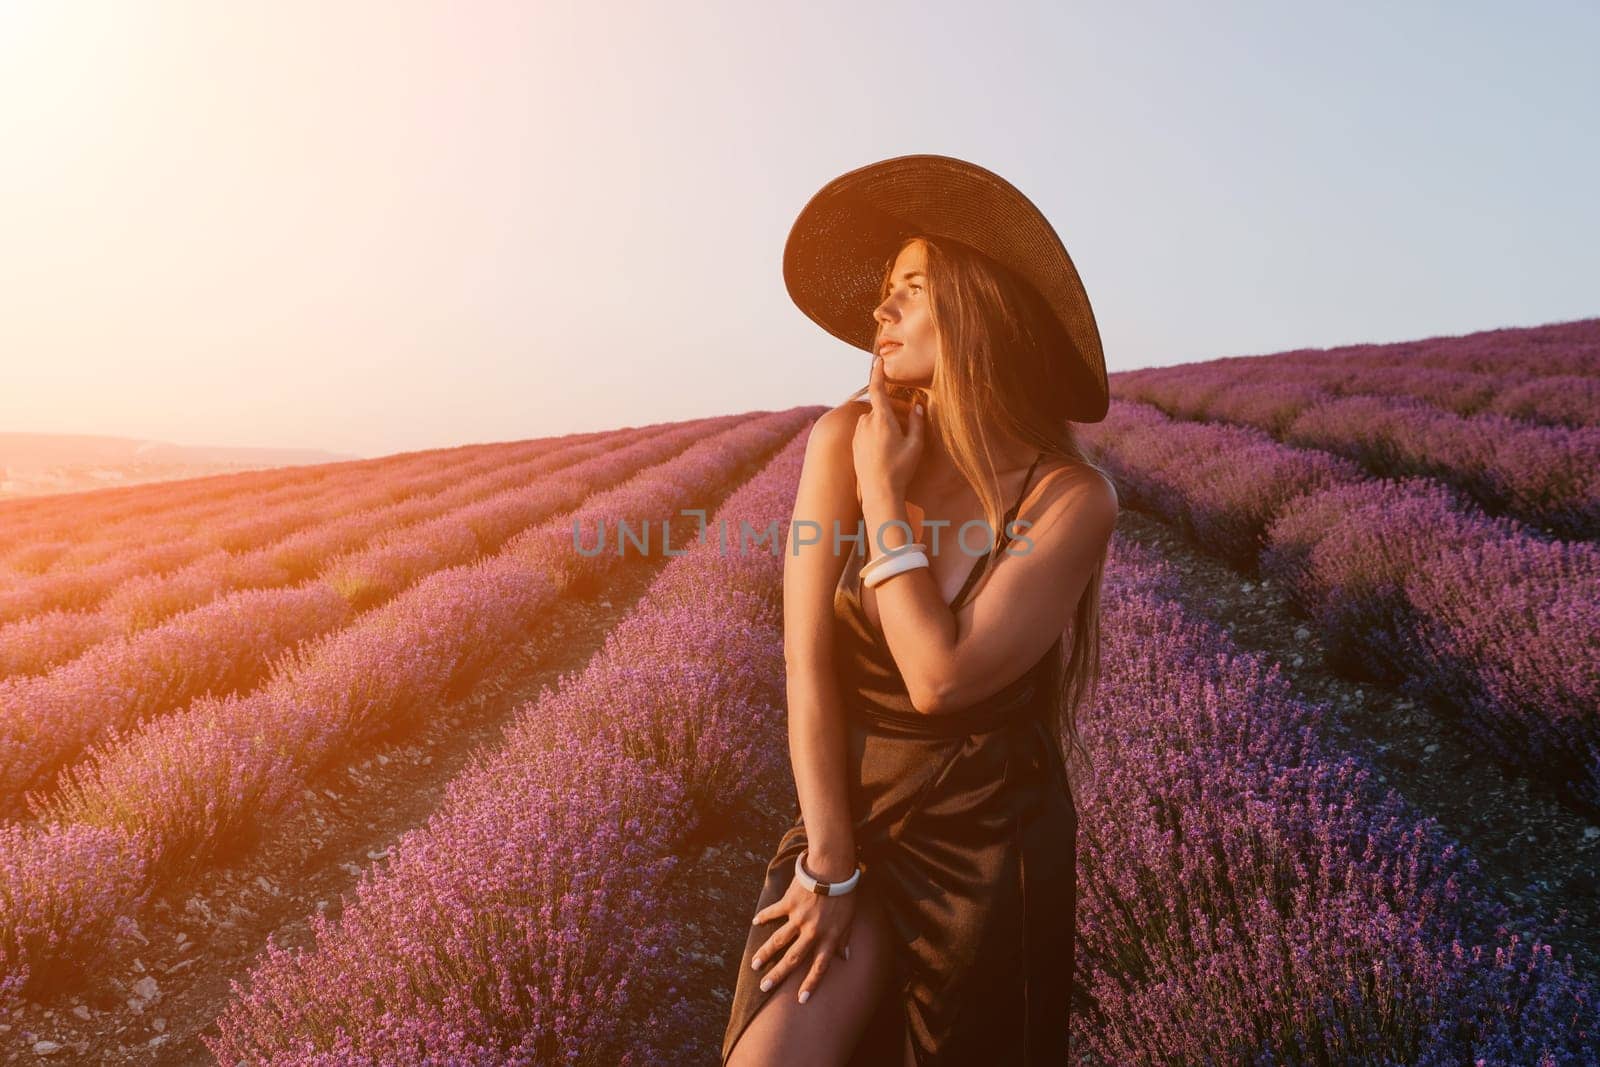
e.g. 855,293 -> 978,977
1012,451 -> 1045,515
949,451 -> 1046,612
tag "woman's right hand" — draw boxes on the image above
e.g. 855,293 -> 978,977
749,863 -> 858,1004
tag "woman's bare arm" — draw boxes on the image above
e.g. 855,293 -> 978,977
783,403 -> 864,882
861,465 -> 1118,714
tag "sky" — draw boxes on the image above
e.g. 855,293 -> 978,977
1,0 -> 1595,459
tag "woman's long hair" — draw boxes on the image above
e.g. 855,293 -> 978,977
848,233 -> 1114,804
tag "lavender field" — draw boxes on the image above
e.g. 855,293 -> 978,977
0,319 -> 1595,1064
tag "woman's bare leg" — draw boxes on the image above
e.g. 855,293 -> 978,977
726,883 -> 898,1066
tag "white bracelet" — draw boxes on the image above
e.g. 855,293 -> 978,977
795,849 -> 861,896
861,549 -> 929,589
859,541 -> 928,582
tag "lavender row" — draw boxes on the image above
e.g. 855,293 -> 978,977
1263,479 -> 1600,810
208,424 -> 807,1065
34,420 -> 689,573
1186,317 -> 1600,382
1118,354 -> 1600,430
0,452 -> 363,549
0,422 -> 696,677
0,435 -> 569,594
1072,538 -> 1597,1064
0,432 -> 594,613
0,417 -> 737,816
0,408 -> 810,1005
0,425 -> 645,556
0,448 -> 476,596
1082,401 -> 1600,810
1109,364 -> 1600,540
0,437 -> 553,631
0,435 -> 575,575
0,437 -> 551,602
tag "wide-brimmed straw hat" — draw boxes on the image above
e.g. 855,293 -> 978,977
783,153 -> 1108,423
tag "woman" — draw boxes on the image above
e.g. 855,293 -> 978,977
722,155 -> 1118,1066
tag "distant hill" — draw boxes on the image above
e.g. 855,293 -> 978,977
0,432 -> 357,500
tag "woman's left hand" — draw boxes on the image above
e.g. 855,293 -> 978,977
853,355 -> 926,507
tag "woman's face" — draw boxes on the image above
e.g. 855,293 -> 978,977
873,239 -> 937,386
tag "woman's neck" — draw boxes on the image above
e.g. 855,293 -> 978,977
915,433 -> 1039,495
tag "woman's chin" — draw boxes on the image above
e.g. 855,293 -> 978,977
884,363 -> 933,388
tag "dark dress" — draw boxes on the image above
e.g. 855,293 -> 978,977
722,452 -> 1079,1066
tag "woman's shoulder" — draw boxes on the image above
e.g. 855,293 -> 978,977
1037,455 -> 1115,493
817,397 -> 872,434
1029,456 -> 1119,525
804,400 -> 870,467
797,401 -> 867,503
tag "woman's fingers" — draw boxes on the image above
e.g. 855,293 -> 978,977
758,928 -> 817,995
866,354 -> 887,409
798,940 -> 837,1003
751,919 -> 796,974
751,890 -> 796,928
